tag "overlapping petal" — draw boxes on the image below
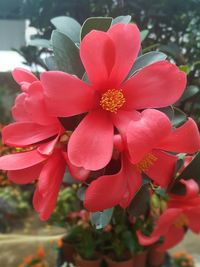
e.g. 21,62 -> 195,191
12,93 -> 31,122
41,71 -> 95,117
157,118 -> 200,153
122,61 -> 186,110
12,68 -> 38,92
68,110 -> 113,170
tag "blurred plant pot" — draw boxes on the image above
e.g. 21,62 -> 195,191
105,256 -> 133,267
74,254 -> 102,267
62,240 -> 76,263
148,248 -> 166,267
133,250 -> 148,267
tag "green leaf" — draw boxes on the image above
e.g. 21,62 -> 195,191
51,30 -> 84,78
173,153 -> 186,176
122,230 -> 136,253
178,85 -> 199,103
44,56 -> 58,70
127,51 -> 167,78
140,29 -> 149,42
90,208 -> 114,229
128,183 -> 150,217
170,152 -> 200,194
51,16 -> 81,43
28,38 -> 51,48
157,106 -> 174,121
81,17 -> 113,40
179,65 -> 190,74
112,15 -> 131,25
172,108 -> 187,128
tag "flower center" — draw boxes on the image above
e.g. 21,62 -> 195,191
136,153 -> 157,172
100,89 -> 125,113
174,214 -> 188,228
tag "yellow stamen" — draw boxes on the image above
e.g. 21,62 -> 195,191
136,153 -> 157,172
100,89 -> 125,113
174,214 -> 188,228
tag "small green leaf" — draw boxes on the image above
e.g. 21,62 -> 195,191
179,65 -> 190,74
127,51 -> 167,78
112,15 -> 131,25
122,230 -> 136,253
44,56 -> 58,70
174,153 -> 186,176
170,152 -> 200,194
172,108 -> 187,128
128,183 -> 150,217
51,16 -> 81,43
90,208 -> 114,229
81,17 -> 113,40
140,29 -> 149,42
178,85 -> 199,103
28,38 -> 51,48
51,30 -> 84,77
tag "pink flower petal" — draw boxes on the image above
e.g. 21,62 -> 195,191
24,81 -> 58,125
145,150 -> 177,187
7,163 -> 43,184
41,71 -> 95,117
185,208 -> 200,233
68,110 -> 113,170
2,122 -> 60,147
107,23 -> 140,87
80,30 -> 115,88
12,68 -> 38,91
122,61 -> 186,110
12,93 -> 31,122
157,118 -> 200,153
127,109 -> 171,164
156,225 -> 184,251
63,152 -> 90,181
37,134 -> 60,156
0,149 -> 47,170
34,149 -> 66,220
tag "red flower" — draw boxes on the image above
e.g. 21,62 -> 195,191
137,179 -> 200,251
84,109 -> 200,212
0,69 -> 89,220
41,23 -> 186,171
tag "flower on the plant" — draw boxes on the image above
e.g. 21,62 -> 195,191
0,69 -> 89,220
41,23 -> 186,171
84,109 -> 200,212
137,179 -> 200,251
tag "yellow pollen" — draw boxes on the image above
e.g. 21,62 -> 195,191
174,214 -> 188,228
100,89 -> 125,113
136,153 -> 157,172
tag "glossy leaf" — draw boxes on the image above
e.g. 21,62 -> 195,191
178,85 -> 199,103
90,208 -> 114,229
157,106 -> 174,121
81,17 -> 112,40
44,56 -> 58,70
140,29 -> 149,42
172,108 -> 187,128
127,51 -> 167,78
51,30 -> 84,77
51,16 -> 81,43
112,15 -> 131,25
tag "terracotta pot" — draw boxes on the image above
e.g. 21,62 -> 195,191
148,248 -> 166,267
74,254 -> 102,267
62,241 -> 75,263
133,250 -> 148,267
105,256 -> 134,267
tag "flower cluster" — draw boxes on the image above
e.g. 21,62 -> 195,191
0,17 -> 200,251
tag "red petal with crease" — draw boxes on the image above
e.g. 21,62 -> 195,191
63,152 -> 90,181
0,149 -> 47,170
12,93 -> 31,122
68,110 -> 113,170
156,225 -> 184,251
157,118 -> 200,153
8,163 -> 43,184
34,149 -> 66,220
127,109 -> 171,164
41,71 -> 95,117
80,30 -> 115,88
24,81 -> 58,125
108,23 -> 140,87
37,134 -> 60,156
122,61 -> 186,110
145,150 -> 177,187
2,122 -> 60,146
